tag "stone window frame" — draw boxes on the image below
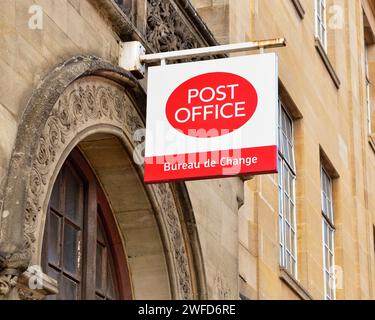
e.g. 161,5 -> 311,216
362,5 -> 375,152
320,166 -> 336,301
319,147 -> 339,301
278,102 -> 298,279
315,0 -> 327,51
313,0 -> 341,89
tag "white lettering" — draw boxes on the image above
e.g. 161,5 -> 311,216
220,103 -> 233,118
188,89 -> 199,104
216,85 -> 227,101
200,87 -> 216,102
174,102 -> 247,123
175,108 -> 190,123
227,83 -> 239,99
235,101 -> 246,117
220,156 -> 258,166
191,106 -> 202,121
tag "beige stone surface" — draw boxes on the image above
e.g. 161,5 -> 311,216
191,0 -> 375,300
186,177 -> 243,299
79,134 -> 171,300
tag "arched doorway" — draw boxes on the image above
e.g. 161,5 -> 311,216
42,148 -> 132,300
0,56 -> 207,300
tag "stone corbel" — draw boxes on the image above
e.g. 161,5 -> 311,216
0,262 -> 57,300
0,240 -> 31,299
0,245 -> 31,298
17,267 -> 58,300
0,270 -> 19,297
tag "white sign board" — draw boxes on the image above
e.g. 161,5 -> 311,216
144,53 -> 278,183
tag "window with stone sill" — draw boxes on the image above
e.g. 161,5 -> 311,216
365,48 -> 374,140
321,166 -> 336,300
313,0 -> 340,89
363,11 -> 375,147
278,102 -> 298,278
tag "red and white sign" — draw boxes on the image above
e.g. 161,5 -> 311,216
144,53 -> 278,183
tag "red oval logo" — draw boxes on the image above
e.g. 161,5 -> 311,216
166,72 -> 258,138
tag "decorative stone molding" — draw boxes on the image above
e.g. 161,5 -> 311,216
0,56 -> 205,300
91,0 -> 218,59
153,183 -> 193,298
0,272 -> 18,296
0,242 -> 30,297
25,78 -> 143,253
146,0 -> 201,52
24,75 -> 192,299
0,56 -> 142,256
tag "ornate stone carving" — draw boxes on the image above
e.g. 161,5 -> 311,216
24,76 -> 193,299
0,241 -> 30,297
146,0 -> 201,52
0,273 -> 18,296
18,288 -> 38,300
153,183 -> 192,299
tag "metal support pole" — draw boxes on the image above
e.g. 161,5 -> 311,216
118,38 -> 286,78
140,38 -> 286,64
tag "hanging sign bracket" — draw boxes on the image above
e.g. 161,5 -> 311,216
119,38 -> 286,78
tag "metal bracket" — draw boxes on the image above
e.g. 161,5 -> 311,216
119,38 -> 286,78
119,41 -> 146,79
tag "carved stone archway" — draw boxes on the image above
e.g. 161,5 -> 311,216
0,56 -> 207,300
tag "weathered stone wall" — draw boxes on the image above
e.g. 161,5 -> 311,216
186,178 -> 243,299
192,0 -> 375,300
0,0 -> 241,300
0,0 -> 119,196
191,0 -> 251,44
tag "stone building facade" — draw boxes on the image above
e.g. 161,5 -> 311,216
192,0 -> 375,299
0,0 -> 374,300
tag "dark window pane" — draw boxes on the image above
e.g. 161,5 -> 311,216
114,0 -> 133,16
43,151 -> 128,300
45,266 -> 60,300
107,260 -> 118,299
97,215 -> 105,244
96,243 -> 105,292
61,276 -> 78,300
48,211 -> 61,267
64,167 -> 83,225
47,265 -> 60,281
63,223 -> 81,277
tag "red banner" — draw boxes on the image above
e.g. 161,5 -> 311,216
144,145 -> 277,183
